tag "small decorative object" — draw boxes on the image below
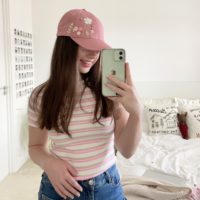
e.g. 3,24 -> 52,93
177,112 -> 189,139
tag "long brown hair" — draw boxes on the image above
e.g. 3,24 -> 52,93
29,36 -> 114,137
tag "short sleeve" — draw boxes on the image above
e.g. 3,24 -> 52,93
27,89 -> 42,128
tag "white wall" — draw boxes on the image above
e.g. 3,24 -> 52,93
8,0 -> 32,172
32,0 -> 200,95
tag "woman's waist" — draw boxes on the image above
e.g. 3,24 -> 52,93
42,159 -> 117,182
51,149 -> 116,180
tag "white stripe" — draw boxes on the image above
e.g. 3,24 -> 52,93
76,158 -> 116,177
68,120 -> 113,130
70,114 -> 93,122
51,143 -> 114,159
52,136 -> 113,147
66,151 -> 115,168
49,131 -> 114,140
54,140 -> 110,150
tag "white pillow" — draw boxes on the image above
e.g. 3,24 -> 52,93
174,97 -> 200,105
141,106 -> 149,133
144,104 -> 180,135
174,97 -> 200,113
142,97 -> 175,106
141,97 -> 175,133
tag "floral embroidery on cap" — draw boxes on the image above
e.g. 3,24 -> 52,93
84,17 -> 92,25
72,26 -> 78,32
67,17 -> 94,37
85,30 -> 90,36
66,23 -> 74,34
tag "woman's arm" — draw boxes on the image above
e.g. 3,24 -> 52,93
28,126 -> 83,199
113,104 -> 142,158
105,63 -> 142,158
28,126 -> 53,169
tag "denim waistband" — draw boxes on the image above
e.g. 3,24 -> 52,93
42,164 -> 119,189
80,164 -> 118,188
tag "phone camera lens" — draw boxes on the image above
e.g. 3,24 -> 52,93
119,51 -> 123,55
119,56 -> 123,60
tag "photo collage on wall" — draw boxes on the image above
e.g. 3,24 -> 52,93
14,28 -> 34,99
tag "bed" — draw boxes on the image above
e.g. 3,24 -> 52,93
116,95 -> 200,200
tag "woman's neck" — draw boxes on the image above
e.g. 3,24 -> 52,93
76,78 -> 84,95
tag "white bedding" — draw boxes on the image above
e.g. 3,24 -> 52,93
121,175 -> 191,200
116,132 -> 200,188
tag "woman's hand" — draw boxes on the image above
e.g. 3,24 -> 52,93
43,156 -> 83,199
105,62 -> 142,117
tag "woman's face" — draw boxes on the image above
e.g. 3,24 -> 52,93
76,46 -> 100,74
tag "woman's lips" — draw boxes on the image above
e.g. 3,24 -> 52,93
80,60 -> 93,68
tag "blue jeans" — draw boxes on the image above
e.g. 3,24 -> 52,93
38,164 -> 127,200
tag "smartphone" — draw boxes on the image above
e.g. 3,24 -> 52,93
101,48 -> 126,96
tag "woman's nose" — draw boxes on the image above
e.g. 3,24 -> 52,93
87,50 -> 100,56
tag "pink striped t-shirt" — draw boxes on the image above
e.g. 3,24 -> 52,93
28,86 -> 116,180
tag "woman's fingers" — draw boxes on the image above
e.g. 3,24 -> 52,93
62,180 -> 81,197
67,175 -> 83,192
57,183 -> 75,199
105,82 -> 125,96
107,75 -> 128,90
54,186 -> 69,199
65,162 -> 78,176
55,177 -> 81,199
107,62 -> 133,89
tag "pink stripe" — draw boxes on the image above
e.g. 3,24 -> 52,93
61,149 -> 112,162
70,119 -> 93,126
53,144 -> 114,159
74,161 -> 115,180
69,117 -> 112,126
69,124 -> 114,134
54,137 -> 112,147
73,104 -> 95,111
188,187 -> 200,200
49,125 -> 113,136
75,154 -> 115,171
53,142 -> 114,154
49,132 -> 113,139
72,112 -> 94,118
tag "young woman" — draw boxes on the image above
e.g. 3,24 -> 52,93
28,9 -> 142,200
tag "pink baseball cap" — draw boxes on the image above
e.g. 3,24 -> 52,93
57,9 -> 110,51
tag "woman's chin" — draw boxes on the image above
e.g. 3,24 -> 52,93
79,66 -> 92,73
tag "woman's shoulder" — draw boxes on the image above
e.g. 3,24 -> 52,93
31,82 -> 46,97
29,82 -> 46,108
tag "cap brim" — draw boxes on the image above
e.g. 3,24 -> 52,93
71,37 -> 111,51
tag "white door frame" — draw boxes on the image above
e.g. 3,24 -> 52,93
2,0 -> 15,173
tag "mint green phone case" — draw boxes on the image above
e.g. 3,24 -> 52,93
101,49 -> 126,96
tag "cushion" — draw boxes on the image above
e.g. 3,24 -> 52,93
174,97 -> 200,105
174,97 -> 200,138
174,97 -> 200,112
141,98 -> 175,133
184,104 -> 200,138
144,104 -> 180,135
